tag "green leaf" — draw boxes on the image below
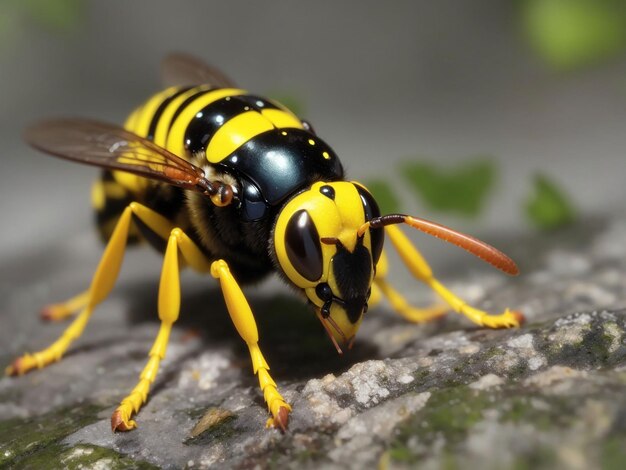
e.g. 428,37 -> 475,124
401,158 -> 496,217
522,0 -> 626,70
362,179 -> 401,215
525,173 -> 576,230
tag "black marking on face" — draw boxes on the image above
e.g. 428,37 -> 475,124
331,241 -> 372,324
319,185 -> 335,200
355,185 -> 384,265
285,210 -> 323,282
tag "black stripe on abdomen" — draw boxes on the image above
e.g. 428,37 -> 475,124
146,86 -> 193,140
167,88 -> 215,133
184,95 -> 281,154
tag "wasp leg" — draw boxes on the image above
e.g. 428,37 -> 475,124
40,289 -> 90,321
210,259 -> 291,432
374,249 -> 448,323
5,202 -> 176,376
111,227 -> 211,431
385,225 -> 522,328
5,205 -> 141,376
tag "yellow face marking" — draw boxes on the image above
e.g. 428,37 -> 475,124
274,181 -> 374,346
274,181 -> 368,288
206,111 -> 274,164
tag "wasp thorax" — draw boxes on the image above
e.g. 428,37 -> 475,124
273,181 -> 384,347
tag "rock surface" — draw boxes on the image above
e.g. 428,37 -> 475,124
2,216 -> 626,469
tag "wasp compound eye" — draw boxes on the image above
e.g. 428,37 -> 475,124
285,210 -> 323,282
315,282 -> 333,301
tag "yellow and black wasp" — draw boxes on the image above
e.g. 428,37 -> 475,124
6,53 -> 523,432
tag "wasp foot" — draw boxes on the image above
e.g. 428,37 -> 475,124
5,354 -> 40,376
481,309 -> 525,329
40,305 -> 73,322
266,405 -> 291,433
111,407 -> 138,432
40,291 -> 90,322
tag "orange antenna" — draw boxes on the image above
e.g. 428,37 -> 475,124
358,214 -> 518,276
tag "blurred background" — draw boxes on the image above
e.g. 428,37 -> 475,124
1,0 -> 625,274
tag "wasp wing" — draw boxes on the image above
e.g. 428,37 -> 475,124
161,52 -> 237,88
24,118 -> 211,193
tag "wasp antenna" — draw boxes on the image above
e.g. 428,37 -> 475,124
360,214 -> 518,276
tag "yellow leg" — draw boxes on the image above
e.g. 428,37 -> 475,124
210,259 -> 291,431
5,202 -> 175,377
385,225 -> 522,328
111,226 -> 208,431
5,206 -> 138,376
40,289 -> 90,321
374,250 -> 448,323
375,279 -> 449,323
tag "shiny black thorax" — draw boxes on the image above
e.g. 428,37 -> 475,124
183,94 -> 345,221
218,128 -> 344,221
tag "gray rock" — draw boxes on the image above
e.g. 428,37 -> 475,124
2,217 -> 626,468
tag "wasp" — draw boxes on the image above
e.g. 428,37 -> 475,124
6,53 -> 523,432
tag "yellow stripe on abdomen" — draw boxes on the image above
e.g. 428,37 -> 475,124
261,108 -> 303,130
116,86 -> 186,194
166,88 -> 246,159
152,85 -> 211,148
131,86 -> 181,137
206,111 -> 274,164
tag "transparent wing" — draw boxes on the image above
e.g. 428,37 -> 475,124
24,118 -> 212,193
161,52 -> 237,88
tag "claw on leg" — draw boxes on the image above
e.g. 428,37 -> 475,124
5,355 -> 33,376
111,407 -> 137,432
40,290 -> 90,322
266,405 -> 291,433
40,304 -> 75,322
478,308 -> 524,328
212,260 -> 291,431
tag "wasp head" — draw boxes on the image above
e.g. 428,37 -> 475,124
273,181 -> 384,352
